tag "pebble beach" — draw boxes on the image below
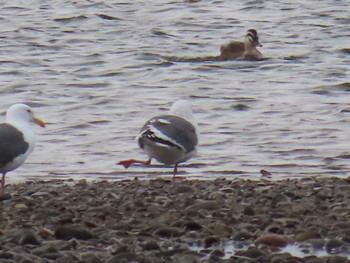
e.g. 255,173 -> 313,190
1,176 -> 350,263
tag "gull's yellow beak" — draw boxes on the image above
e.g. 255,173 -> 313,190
34,117 -> 46,128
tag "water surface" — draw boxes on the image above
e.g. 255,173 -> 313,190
0,0 -> 349,182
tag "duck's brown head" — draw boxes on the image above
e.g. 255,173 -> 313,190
246,29 -> 262,47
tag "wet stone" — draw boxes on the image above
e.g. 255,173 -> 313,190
255,235 -> 289,247
31,245 -> 58,256
233,231 -> 252,242
294,230 -> 321,242
172,184 -> 195,194
172,252 -> 201,263
106,252 -> 141,263
39,252 -> 61,260
36,228 -> 54,239
0,251 -> 13,259
153,227 -> 183,238
142,241 -> 160,251
186,200 -> 219,211
79,252 -> 103,263
184,221 -> 203,231
321,256 -> 348,263
243,205 -> 255,216
307,238 -> 327,250
236,247 -> 265,258
268,253 -> 295,263
210,249 -> 225,258
54,225 -> 93,240
203,236 -> 220,248
57,215 -> 74,225
304,256 -> 325,263
265,224 -> 285,235
14,203 -> 28,211
0,193 -> 12,201
155,248 -> 189,258
11,229 -> 41,246
325,239 -> 349,254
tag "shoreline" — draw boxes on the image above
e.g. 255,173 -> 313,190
1,176 -> 350,262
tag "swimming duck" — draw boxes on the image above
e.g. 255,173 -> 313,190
219,29 -> 263,60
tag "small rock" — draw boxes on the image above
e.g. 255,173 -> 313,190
0,251 -> 13,259
172,252 -> 200,263
14,203 -> 28,210
172,184 -> 195,194
155,249 -> 189,258
186,201 -> 219,211
255,235 -> 289,247
220,187 -> 234,194
325,239 -> 348,254
260,169 -> 272,177
243,206 -> 255,216
307,238 -> 327,250
265,224 -> 285,235
80,252 -> 103,263
109,245 -> 129,255
236,247 -> 265,258
184,221 -> 202,231
107,252 -> 140,263
153,227 -> 183,238
268,253 -> 295,263
321,256 -> 348,263
210,249 -> 225,258
37,228 -> 54,239
12,229 -> 41,246
76,179 -> 88,186
203,236 -> 220,248
209,191 -> 226,200
30,191 -> 50,197
142,240 -> 160,251
294,230 -> 321,242
68,238 -> 80,250
40,253 -> 61,260
232,231 -> 252,241
57,214 -> 74,225
0,193 -> 12,201
18,259 -> 35,263
31,245 -> 58,256
303,256 -> 324,263
54,225 -> 93,240
43,239 -> 74,250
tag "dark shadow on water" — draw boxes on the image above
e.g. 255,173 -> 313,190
311,82 -> 350,96
161,55 -> 269,63
162,55 -> 221,63
283,55 -> 309,61
141,50 -> 313,64
139,52 -> 269,63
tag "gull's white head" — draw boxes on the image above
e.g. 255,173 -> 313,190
6,104 -> 45,127
168,100 -> 194,122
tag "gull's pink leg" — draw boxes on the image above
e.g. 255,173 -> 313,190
117,159 -> 152,169
172,164 -> 179,181
1,173 -> 6,194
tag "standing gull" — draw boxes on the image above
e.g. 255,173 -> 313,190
0,104 -> 45,192
118,100 -> 198,178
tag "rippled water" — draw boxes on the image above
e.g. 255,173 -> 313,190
0,0 -> 349,183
